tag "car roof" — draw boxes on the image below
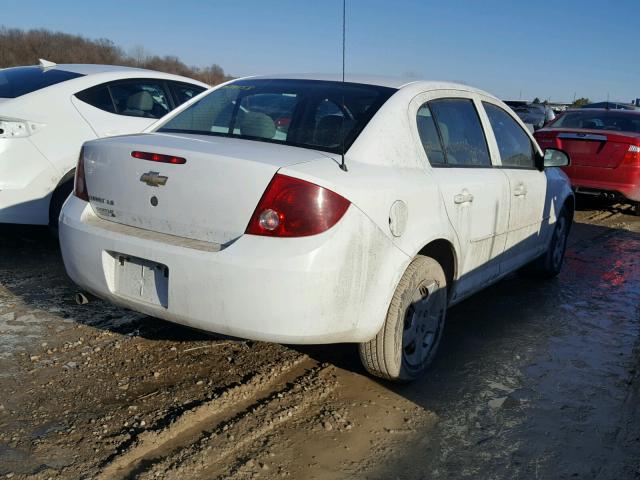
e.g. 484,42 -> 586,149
22,63 -> 209,87
245,73 -> 492,95
50,63 -> 175,76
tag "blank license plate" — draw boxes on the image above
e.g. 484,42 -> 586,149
114,255 -> 169,308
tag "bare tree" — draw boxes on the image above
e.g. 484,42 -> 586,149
197,64 -> 226,85
129,45 -> 149,67
0,26 -> 232,85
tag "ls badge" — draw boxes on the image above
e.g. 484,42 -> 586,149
140,171 -> 168,187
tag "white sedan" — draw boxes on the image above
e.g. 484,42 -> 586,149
0,60 -> 208,228
59,75 -> 573,381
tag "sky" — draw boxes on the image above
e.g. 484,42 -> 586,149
2,0 -> 639,103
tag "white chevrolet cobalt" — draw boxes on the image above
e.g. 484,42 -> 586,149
60,75 -> 573,381
0,60 -> 207,229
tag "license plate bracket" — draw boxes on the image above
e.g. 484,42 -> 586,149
113,254 -> 169,308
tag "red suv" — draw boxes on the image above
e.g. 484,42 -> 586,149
534,109 -> 640,214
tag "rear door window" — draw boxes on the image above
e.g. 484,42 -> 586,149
483,102 -> 535,168
110,81 -> 171,119
425,98 -> 491,167
0,66 -> 84,98
416,104 -> 446,165
75,80 -> 174,119
169,82 -> 206,106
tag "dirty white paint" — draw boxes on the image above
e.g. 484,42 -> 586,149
0,64 -> 208,225
389,200 -> 408,237
60,196 -> 407,343
83,135 -> 332,245
59,78 -> 574,345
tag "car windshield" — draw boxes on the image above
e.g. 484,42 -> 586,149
0,66 -> 84,98
157,79 -> 396,154
550,111 -> 640,133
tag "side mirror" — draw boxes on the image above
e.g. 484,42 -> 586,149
543,148 -> 570,168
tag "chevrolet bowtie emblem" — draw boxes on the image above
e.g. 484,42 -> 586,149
140,171 -> 168,187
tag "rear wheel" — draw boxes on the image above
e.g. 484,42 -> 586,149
49,179 -> 74,236
359,256 -> 447,382
526,206 -> 571,278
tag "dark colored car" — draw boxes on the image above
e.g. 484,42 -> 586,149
503,100 -> 528,109
534,109 -> 640,213
513,104 -> 555,130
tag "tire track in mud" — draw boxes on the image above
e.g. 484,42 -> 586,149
141,364 -> 338,480
98,353 -> 332,479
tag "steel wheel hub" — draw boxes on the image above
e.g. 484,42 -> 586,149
403,281 -> 443,367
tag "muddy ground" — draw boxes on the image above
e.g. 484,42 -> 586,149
0,198 -> 639,479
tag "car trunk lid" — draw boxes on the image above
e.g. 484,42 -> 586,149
536,128 -> 639,168
83,132 -> 331,244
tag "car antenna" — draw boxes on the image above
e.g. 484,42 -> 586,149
338,0 -> 348,172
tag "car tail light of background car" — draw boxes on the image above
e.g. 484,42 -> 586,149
246,174 -> 350,237
623,144 -> 640,166
74,148 -> 89,201
0,117 -> 44,138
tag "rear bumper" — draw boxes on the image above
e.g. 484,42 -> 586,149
562,165 -> 640,202
59,196 -> 408,344
0,138 -> 59,224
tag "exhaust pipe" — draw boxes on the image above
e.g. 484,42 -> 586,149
75,292 -> 95,305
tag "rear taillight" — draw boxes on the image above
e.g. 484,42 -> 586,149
623,145 -> 640,166
246,174 -> 350,237
0,118 -> 30,138
74,147 -> 89,201
534,132 -> 556,146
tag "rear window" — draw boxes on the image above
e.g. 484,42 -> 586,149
0,66 -> 84,98
109,81 -> 171,119
169,82 -> 206,105
157,79 -> 396,154
551,111 -> 640,134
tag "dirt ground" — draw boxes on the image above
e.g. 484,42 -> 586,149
0,198 -> 639,480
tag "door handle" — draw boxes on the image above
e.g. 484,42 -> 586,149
454,192 -> 474,204
514,184 -> 528,197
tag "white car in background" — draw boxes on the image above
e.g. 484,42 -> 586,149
0,60 -> 208,228
60,75 -> 574,381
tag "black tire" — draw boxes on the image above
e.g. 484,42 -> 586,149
632,201 -> 640,217
49,179 -> 74,236
359,256 -> 447,382
526,206 -> 571,278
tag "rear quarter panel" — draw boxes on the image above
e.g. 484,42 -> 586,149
1,86 -> 96,179
281,86 -> 461,313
